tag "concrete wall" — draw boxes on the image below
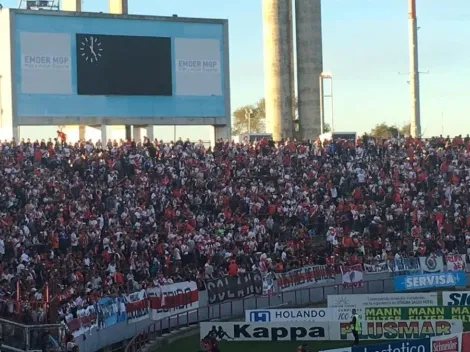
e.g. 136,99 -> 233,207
262,0 -> 294,141
0,9 -> 14,139
295,0 -> 323,139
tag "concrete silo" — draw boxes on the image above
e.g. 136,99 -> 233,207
262,0 -> 295,141
295,0 -> 323,139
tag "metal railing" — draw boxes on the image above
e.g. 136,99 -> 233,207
124,277 -> 395,352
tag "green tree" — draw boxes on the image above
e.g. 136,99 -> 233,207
232,98 -> 266,135
400,123 -> 411,137
324,123 -> 331,133
370,123 -> 399,139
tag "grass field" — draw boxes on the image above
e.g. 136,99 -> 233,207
157,334 -> 384,352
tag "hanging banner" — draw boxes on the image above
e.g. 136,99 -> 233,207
340,264 -> 364,288
205,272 -> 262,304
125,289 -> 149,324
332,320 -> 463,340
65,304 -> 98,337
274,265 -> 334,292
364,262 -> 389,274
262,272 -> 275,296
419,256 -> 445,274
147,281 -> 199,320
446,255 -> 466,272
365,306 -> 470,321
388,258 -> 421,276
97,297 -> 126,328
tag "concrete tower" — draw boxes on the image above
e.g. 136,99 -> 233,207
262,0 -> 295,141
295,0 -> 323,140
408,0 -> 421,138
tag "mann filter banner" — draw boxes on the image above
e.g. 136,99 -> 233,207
205,272 -> 262,304
431,334 -> 461,352
275,264 -> 334,292
333,320 -> 463,341
365,307 -> 470,321
20,32 -> 72,94
443,292 -> 470,306
246,308 -> 330,322
352,339 -> 431,352
394,271 -> 466,291
200,322 -> 330,341
328,293 -> 438,321
76,34 -> 172,96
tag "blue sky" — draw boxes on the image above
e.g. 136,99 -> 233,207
3,0 -> 470,140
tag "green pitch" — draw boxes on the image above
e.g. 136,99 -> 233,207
157,334 -> 383,352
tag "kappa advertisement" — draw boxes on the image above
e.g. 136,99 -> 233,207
275,265 -> 334,292
205,272 -> 262,304
443,292 -> 470,307
328,293 -> 438,321
365,307 -> 470,322
334,320 -> 463,340
394,272 -> 466,292
246,308 -> 330,322
200,322 -> 331,341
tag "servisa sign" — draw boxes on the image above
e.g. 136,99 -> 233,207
199,322 -> 330,341
394,271 -> 466,291
334,320 -> 463,340
246,309 -> 330,322
327,293 -> 438,321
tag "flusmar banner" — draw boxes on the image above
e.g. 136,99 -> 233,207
365,307 -> 470,322
333,320 -> 463,340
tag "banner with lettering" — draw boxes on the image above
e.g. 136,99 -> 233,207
147,281 -> 199,321
275,265 -> 334,292
388,257 -> 421,276
125,289 -> 149,324
365,306 -> 470,321
97,297 -> 126,328
446,254 -> 466,272
364,262 -> 388,274
205,272 -> 263,304
65,304 -> 97,337
419,255 -> 445,273
340,264 -> 364,288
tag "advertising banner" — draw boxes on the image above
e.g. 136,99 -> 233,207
443,292 -> 470,307
199,322 -> 330,341
332,320 -> 463,341
275,265 -> 334,292
147,281 -> 199,320
446,255 -> 466,272
97,297 -> 126,328
352,339 -> 430,352
174,38 -> 222,96
364,262 -> 389,274
388,258 -> 421,277
419,256 -> 445,274
340,264 -> 364,288
262,272 -> 275,296
365,307 -> 470,321
125,289 -> 149,324
431,333 -> 461,352
245,308 -> 330,322
328,293 -> 438,321
20,32 -> 72,94
321,349 -> 351,352
66,304 -> 97,337
394,271 -> 466,292
205,272 -> 262,304
461,332 -> 470,352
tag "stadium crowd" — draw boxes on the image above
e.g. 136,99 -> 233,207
0,133 -> 468,326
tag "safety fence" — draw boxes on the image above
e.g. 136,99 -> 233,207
123,277 -> 396,352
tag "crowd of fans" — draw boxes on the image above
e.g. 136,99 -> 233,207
0,133 -> 468,327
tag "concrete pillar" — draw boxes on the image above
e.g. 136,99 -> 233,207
108,0 -> 128,14
12,126 -> 19,141
134,127 -> 142,143
61,0 -> 81,11
210,125 -> 229,147
78,125 -> 85,141
146,126 -> 154,142
262,0 -> 295,141
101,125 -> 108,144
125,125 -> 132,141
295,0 -> 323,140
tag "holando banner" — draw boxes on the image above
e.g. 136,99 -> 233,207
365,307 -> 470,322
246,308 -> 330,322
331,320 -> 463,340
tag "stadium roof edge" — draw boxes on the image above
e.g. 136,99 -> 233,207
9,8 -> 228,25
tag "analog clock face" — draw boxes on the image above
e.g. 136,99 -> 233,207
79,36 -> 103,63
